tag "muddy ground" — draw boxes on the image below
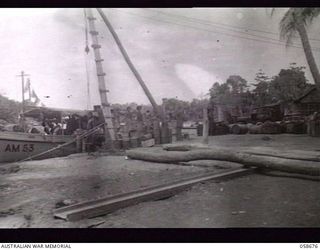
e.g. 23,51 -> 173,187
0,134 -> 320,228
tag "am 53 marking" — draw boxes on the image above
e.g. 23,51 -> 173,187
4,144 -> 34,153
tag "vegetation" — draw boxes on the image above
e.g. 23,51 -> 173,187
274,8 -> 320,89
207,64 -> 311,118
0,94 -> 21,124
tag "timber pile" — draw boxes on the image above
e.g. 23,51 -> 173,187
211,122 -> 229,135
127,146 -> 320,176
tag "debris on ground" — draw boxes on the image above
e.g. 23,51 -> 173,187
261,136 -> 272,141
0,165 -> 20,175
0,208 -> 16,217
55,199 -> 77,209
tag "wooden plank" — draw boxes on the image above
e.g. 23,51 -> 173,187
54,167 -> 254,221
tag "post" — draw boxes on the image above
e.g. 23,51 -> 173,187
16,71 -> 30,131
202,107 -> 209,145
21,72 -> 25,113
76,134 -> 82,153
16,71 -> 30,114
27,78 -> 31,102
85,8 -> 115,150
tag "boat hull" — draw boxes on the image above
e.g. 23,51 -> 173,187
0,131 -> 77,163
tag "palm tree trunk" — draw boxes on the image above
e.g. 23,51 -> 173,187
297,23 -> 320,89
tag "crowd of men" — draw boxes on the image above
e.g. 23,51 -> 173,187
37,104 -> 186,151
112,106 -> 158,140
41,111 -> 103,136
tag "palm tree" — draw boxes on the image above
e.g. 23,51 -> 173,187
274,8 -> 320,89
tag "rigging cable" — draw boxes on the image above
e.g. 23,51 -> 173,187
144,8 -> 320,43
108,8 -> 320,52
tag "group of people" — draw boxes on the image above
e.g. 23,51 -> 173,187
111,105 -> 186,142
42,118 -> 63,135
41,111 -> 103,136
38,105 -> 186,150
111,106 -> 157,140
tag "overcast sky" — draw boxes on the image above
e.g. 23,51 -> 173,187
0,8 -> 320,109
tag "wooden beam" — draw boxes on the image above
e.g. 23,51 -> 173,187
54,168 -> 254,221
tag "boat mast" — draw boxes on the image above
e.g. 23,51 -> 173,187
85,8 -> 116,148
16,70 -> 30,115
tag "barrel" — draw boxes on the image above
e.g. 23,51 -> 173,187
231,124 -> 248,134
248,124 -> 262,134
214,123 -> 229,135
260,121 -> 281,134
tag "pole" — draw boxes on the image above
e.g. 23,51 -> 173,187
16,71 -> 30,115
202,106 -> 209,145
95,8 -> 163,120
85,8 -> 116,149
27,78 -> 31,102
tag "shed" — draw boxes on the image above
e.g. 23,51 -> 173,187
251,101 -> 283,122
288,86 -> 320,116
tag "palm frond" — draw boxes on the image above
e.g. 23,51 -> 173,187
269,8 -> 276,17
279,8 -> 298,47
300,8 -> 320,25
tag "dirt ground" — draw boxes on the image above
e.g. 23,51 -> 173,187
0,134 -> 320,228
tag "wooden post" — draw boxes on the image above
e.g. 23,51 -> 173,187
16,71 -> 30,131
202,107 -> 209,145
76,135 -> 82,153
82,138 -> 86,152
153,120 -> 161,144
